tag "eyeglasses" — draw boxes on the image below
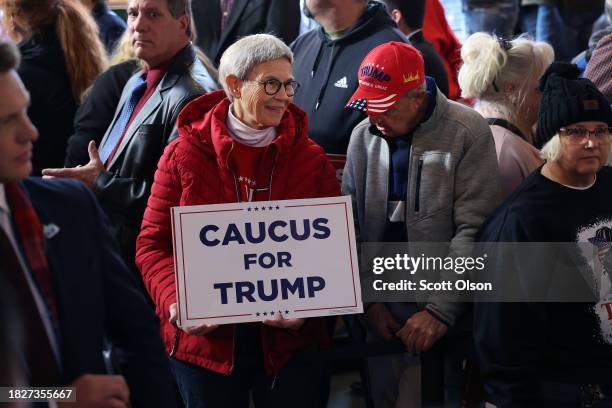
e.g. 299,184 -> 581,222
246,79 -> 300,96
559,127 -> 611,145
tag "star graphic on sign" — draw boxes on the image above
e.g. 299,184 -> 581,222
268,206 -> 273,210
247,207 -> 252,212
254,207 -> 259,211
284,310 -> 289,314
275,206 -> 280,210
270,311 -> 275,316
263,311 -> 267,316
261,206 -> 266,211
256,312 -> 260,316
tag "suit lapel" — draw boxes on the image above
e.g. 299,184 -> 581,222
30,201 -> 61,281
107,86 -> 163,170
216,0 -> 249,57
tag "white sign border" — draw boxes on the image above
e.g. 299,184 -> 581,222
171,196 -> 362,326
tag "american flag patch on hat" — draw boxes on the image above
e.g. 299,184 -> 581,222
347,98 -> 367,112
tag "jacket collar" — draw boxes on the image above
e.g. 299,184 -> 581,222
407,29 -> 425,43
416,79 -> 448,135
216,0 -> 249,54
176,91 -> 308,169
157,44 -> 196,92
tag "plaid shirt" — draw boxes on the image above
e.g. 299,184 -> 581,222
585,33 -> 612,104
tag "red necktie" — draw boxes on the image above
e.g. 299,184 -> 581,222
4,183 -> 59,324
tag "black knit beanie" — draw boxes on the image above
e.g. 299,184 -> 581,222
536,62 -> 612,149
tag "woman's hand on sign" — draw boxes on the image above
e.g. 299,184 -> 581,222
169,303 -> 219,336
169,303 -> 179,324
263,312 -> 305,330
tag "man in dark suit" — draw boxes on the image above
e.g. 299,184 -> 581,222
0,41 -> 177,407
192,0 -> 301,66
42,0 -> 217,281
382,0 -> 450,97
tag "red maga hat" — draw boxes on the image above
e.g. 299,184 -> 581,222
346,41 -> 425,116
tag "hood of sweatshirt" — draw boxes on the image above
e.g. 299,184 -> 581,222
309,1 -> 397,74
175,90 -> 310,169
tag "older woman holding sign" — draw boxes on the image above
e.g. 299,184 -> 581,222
136,34 -> 339,408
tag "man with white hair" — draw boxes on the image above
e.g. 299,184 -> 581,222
343,41 -> 500,407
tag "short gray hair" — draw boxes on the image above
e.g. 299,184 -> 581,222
218,34 -> 293,101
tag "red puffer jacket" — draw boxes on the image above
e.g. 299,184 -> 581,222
135,90 -> 340,375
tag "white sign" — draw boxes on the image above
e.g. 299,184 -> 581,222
171,196 -> 362,326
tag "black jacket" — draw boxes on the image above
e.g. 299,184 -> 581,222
475,167 -> 612,406
409,30 -> 449,97
93,45 -> 215,268
14,178 -> 178,407
193,0 -> 300,66
64,60 -> 140,167
18,27 -> 77,175
291,1 -> 406,154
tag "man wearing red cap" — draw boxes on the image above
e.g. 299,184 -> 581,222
343,41 -> 501,406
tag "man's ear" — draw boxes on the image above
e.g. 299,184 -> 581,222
415,90 -> 428,109
390,9 -> 402,25
178,14 -> 189,36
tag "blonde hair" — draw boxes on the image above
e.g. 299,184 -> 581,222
540,134 -> 562,161
2,0 -> 108,101
459,32 -> 554,121
219,34 -> 293,101
109,30 -> 138,66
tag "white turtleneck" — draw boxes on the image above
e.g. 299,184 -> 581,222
226,105 -> 277,147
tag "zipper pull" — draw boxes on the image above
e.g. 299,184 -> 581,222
315,100 -> 320,110
169,329 -> 180,357
271,375 -> 278,390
